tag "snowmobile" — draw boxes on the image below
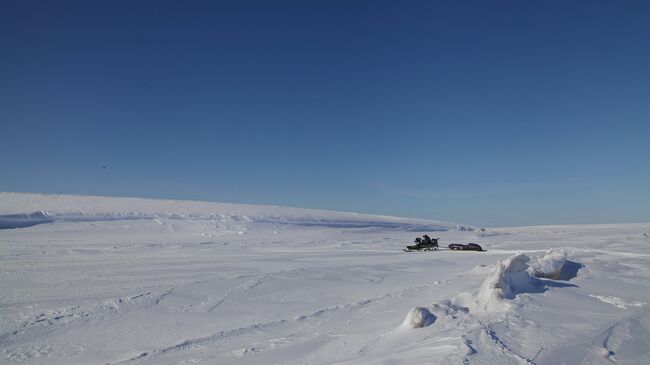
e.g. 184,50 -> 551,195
405,236 -> 439,252
448,243 -> 484,251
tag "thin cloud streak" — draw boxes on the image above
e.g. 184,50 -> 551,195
373,179 -> 605,200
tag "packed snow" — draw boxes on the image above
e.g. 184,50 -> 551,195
529,250 -> 569,280
1,192 -> 649,364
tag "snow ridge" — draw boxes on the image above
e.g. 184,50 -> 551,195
0,192 -> 455,231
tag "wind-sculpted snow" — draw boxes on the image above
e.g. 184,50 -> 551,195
529,250 -> 568,280
401,252 -> 575,317
396,249 -> 649,365
1,192 -> 649,365
473,253 -> 538,311
401,307 -> 437,329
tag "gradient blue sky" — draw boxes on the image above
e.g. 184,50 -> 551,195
1,1 -> 649,226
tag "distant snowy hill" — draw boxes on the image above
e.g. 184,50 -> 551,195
1,192 -> 649,365
0,192 -> 456,231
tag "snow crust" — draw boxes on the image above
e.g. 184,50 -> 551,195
1,192 -> 649,365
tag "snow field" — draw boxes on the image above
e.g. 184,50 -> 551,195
1,193 -> 649,364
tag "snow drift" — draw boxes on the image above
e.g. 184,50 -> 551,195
400,250 -> 577,342
529,250 -> 568,280
401,307 -> 437,329
473,253 -> 537,311
472,250 -> 569,311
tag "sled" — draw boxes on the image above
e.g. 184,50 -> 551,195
447,243 -> 485,251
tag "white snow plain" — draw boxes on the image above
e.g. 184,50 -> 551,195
1,192 -> 649,365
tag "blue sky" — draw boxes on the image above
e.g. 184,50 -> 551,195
1,1 -> 649,226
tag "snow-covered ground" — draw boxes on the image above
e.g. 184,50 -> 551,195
1,192 -> 649,365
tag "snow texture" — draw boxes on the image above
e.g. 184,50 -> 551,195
1,192 -> 649,365
529,250 -> 568,280
401,307 -> 437,328
473,253 -> 536,311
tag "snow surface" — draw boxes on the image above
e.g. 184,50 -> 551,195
1,192 -> 649,365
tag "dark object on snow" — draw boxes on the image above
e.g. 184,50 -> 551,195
448,243 -> 484,251
406,236 -> 439,251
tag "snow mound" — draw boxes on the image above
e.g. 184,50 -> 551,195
529,250 -> 568,280
473,253 -> 537,311
404,251 -> 579,326
401,307 -> 436,328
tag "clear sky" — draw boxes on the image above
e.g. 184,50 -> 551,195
1,1 -> 649,227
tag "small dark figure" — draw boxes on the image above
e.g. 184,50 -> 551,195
422,235 -> 432,244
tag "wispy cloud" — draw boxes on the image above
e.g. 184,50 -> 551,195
373,179 -> 604,200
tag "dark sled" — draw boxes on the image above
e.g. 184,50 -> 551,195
448,243 -> 484,251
